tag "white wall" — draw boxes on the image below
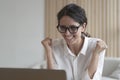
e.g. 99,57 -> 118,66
0,0 -> 45,68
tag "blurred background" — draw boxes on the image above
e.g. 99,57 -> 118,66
0,0 -> 44,68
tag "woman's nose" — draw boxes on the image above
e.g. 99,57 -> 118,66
65,29 -> 71,35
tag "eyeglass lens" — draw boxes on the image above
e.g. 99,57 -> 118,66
57,25 -> 80,34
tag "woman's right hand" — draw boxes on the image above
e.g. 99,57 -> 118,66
41,37 -> 52,52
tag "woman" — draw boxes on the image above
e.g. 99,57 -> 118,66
41,3 -> 107,80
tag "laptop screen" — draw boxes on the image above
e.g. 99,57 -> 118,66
0,68 -> 66,80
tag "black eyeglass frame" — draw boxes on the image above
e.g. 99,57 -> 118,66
57,24 -> 81,34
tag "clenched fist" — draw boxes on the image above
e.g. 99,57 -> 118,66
41,37 -> 52,52
94,40 -> 107,54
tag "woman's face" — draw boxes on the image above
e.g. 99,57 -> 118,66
58,16 -> 86,45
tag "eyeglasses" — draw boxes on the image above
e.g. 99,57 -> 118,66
57,25 -> 80,34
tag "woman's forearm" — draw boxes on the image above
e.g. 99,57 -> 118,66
88,53 -> 99,79
41,37 -> 55,69
46,50 -> 54,69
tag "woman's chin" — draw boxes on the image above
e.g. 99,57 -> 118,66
65,38 -> 74,45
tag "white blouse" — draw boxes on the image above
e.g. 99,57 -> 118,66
51,37 -> 106,80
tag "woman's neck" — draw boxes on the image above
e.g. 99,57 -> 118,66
68,37 -> 84,56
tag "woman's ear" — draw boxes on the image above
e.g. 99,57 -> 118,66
81,23 -> 86,32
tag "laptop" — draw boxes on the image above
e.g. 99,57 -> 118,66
0,68 -> 66,80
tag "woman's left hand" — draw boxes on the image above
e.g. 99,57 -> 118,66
93,40 -> 107,54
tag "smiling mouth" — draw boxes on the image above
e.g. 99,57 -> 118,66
65,36 -> 73,40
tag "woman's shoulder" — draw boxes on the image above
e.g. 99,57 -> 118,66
86,37 -> 106,45
87,37 -> 104,42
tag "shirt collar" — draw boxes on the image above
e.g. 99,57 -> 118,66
62,39 -> 75,57
79,37 -> 89,55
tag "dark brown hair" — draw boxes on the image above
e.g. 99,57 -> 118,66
57,3 -> 91,37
